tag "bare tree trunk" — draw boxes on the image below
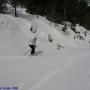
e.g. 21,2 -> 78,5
15,5 -> 17,17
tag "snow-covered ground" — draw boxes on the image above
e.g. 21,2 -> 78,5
0,7 -> 90,90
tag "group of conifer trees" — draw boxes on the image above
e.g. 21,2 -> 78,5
0,0 -> 90,28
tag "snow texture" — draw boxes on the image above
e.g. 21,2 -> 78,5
0,7 -> 90,90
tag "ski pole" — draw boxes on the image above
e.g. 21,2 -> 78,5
24,49 -> 31,55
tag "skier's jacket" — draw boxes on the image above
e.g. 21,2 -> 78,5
29,32 -> 37,46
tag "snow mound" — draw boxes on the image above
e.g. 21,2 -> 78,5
0,14 -> 31,55
0,14 -> 89,55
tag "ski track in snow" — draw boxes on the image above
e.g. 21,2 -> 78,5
0,11 -> 90,90
29,52 -> 90,90
17,51 -> 90,90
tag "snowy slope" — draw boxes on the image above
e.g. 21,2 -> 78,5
0,8 -> 90,90
0,14 -> 31,55
0,13 -> 88,56
0,14 -> 74,56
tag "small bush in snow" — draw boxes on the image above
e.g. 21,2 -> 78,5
84,31 -> 87,37
62,24 -> 68,32
70,24 -> 76,32
48,34 -> 53,43
57,44 -> 64,50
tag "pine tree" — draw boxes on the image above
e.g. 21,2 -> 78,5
0,0 -> 7,14
9,0 -> 19,17
79,0 -> 88,25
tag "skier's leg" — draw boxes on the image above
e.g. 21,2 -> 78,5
33,46 -> 35,54
31,45 -> 35,55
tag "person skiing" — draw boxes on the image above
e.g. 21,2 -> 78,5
29,24 -> 38,55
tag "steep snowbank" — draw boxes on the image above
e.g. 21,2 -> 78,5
0,9 -> 90,90
0,13 -> 89,55
0,14 -> 31,55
